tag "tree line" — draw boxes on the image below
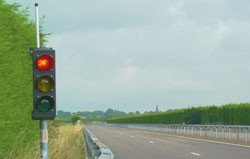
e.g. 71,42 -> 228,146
107,103 -> 250,125
57,108 -> 142,120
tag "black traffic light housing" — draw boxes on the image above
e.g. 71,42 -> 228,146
31,47 -> 56,120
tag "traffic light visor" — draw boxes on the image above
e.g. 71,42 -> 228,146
37,75 -> 54,92
38,96 -> 54,112
37,54 -> 55,72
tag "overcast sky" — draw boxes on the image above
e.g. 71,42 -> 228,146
9,0 -> 250,112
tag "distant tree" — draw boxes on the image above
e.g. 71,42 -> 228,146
113,109 -> 126,117
106,114 -> 115,120
92,110 -> 105,118
76,111 -> 92,118
135,111 -> 141,115
71,115 -> 81,125
104,108 -> 114,116
57,110 -> 72,118
128,112 -> 134,116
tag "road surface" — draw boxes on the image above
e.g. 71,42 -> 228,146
87,124 -> 250,159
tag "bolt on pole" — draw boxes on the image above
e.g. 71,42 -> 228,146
35,3 -> 49,159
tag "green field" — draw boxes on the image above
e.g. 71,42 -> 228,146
108,103 -> 250,125
0,0 -> 46,158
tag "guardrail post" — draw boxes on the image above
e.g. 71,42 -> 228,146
245,128 -> 248,143
216,127 -> 218,139
191,127 -> 194,136
237,127 -> 240,141
200,127 -> 202,137
210,127 -> 212,137
184,126 -> 186,135
222,127 -> 225,140
229,127 -> 232,141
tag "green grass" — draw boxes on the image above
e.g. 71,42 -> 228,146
0,0 -> 46,158
6,121 -> 86,159
108,103 -> 250,125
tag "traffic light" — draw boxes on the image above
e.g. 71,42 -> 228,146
31,47 -> 56,120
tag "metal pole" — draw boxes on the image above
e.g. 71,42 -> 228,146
216,127 -> 218,139
222,127 -> 225,140
36,3 -> 49,159
40,120 -> 48,159
237,127 -> 240,141
245,128 -> 248,143
229,128 -> 232,141
200,127 -> 202,137
35,3 -> 40,48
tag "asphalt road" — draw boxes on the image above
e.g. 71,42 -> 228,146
87,124 -> 250,159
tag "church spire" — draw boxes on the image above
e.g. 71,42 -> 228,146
155,104 -> 159,113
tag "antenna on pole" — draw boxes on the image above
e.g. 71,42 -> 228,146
35,3 -> 40,48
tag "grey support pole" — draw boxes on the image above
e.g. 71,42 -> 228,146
237,127 -> 240,141
216,127 -> 218,139
35,3 -> 40,48
245,128 -> 248,143
40,121 -> 48,159
222,127 -> 225,140
35,3 -> 49,159
229,128 -> 232,141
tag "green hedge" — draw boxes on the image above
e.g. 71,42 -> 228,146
107,103 -> 250,125
0,1 -> 46,158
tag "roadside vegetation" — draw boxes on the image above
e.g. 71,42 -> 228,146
6,121 -> 85,159
108,103 -> 250,125
0,1 -> 85,158
0,0 -> 46,158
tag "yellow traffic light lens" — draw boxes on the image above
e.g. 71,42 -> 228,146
37,75 -> 54,92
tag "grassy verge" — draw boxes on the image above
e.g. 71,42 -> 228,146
49,122 -> 85,159
6,122 -> 85,159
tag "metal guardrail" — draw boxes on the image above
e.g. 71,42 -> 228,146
107,123 -> 250,143
83,127 -> 114,159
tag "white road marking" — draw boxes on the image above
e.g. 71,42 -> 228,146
149,141 -> 155,144
191,152 -> 201,156
131,136 -> 134,138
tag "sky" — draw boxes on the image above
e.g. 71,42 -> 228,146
9,0 -> 250,112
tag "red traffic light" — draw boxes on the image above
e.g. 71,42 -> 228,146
37,55 -> 54,72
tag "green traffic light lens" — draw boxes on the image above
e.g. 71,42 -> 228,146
38,96 -> 54,112
37,75 -> 54,92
